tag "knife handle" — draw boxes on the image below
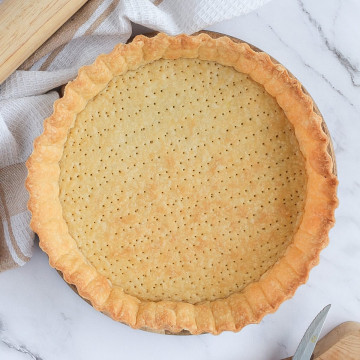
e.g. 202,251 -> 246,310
282,321 -> 360,360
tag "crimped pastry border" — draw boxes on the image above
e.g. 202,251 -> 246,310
26,33 -> 338,335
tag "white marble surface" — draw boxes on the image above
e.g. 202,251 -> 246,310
1,0 -> 360,359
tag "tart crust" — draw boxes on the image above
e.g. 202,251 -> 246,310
26,33 -> 338,334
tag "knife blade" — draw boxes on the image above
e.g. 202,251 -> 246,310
292,304 -> 331,360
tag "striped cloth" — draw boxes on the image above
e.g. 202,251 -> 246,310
0,0 -> 270,271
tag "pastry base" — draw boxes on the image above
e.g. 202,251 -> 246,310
55,31 -> 337,335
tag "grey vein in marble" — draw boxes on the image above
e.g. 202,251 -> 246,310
261,19 -> 355,108
298,0 -> 360,87
60,312 -> 71,322
0,318 -> 43,360
276,341 -> 289,358
1,339 -> 43,360
331,1 -> 341,28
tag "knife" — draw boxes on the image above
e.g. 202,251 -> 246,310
292,304 -> 331,360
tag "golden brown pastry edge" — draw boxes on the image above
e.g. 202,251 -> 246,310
25,33 -> 338,335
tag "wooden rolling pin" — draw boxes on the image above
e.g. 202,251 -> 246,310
0,0 -> 87,84
284,322 -> 360,359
